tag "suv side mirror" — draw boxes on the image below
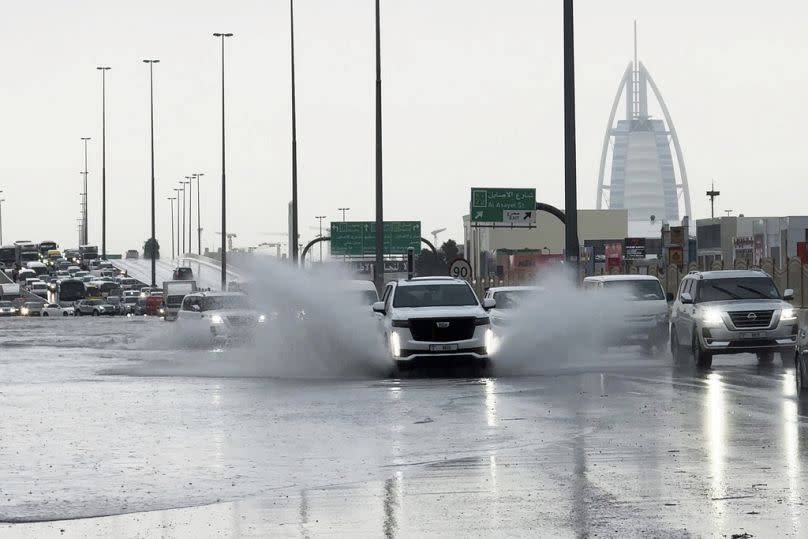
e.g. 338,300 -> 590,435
372,301 -> 386,314
482,298 -> 496,310
666,292 -> 674,303
680,292 -> 693,305
784,288 -> 795,301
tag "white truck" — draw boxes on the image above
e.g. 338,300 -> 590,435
0,283 -> 21,301
163,280 -> 198,321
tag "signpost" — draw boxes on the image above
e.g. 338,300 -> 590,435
470,188 -> 536,226
331,221 -> 420,257
624,237 -> 647,260
448,258 -> 472,281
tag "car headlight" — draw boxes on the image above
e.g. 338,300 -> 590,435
21,308 -> 29,315
485,327 -> 496,355
258,314 -> 267,323
390,331 -> 401,358
702,309 -> 724,327
210,314 -> 224,325
782,308 -> 797,321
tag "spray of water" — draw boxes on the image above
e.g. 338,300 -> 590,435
491,270 -> 668,376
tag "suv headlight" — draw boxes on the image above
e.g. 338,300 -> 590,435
702,309 -> 724,327
485,328 -> 496,355
258,314 -> 267,323
210,314 -> 224,325
782,308 -> 797,321
390,332 -> 401,357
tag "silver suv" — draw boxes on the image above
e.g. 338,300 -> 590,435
670,270 -> 797,368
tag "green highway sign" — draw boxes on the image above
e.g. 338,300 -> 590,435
470,187 -> 536,224
331,221 -> 421,257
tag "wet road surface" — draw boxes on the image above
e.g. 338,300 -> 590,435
1,317 -> 807,537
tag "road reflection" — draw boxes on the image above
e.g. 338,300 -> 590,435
704,372 -> 726,528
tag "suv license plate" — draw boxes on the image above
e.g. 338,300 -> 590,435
430,344 -> 458,352
741,331 -> 763,339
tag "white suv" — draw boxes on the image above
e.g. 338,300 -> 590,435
670,270 -> 797,368
177,292 -> 266,344
372,277 -> 496,369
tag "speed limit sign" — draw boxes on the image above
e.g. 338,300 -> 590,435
449,258 -> 473,281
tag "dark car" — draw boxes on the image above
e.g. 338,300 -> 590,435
173,267 -> 194,281
125,250 -> 139,260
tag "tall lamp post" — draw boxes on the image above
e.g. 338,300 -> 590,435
338,207 -> 350,222
80,137 -> 91,246
194,172 -> 204,254
167,197 -> 176,259
143,59 -> 159,287
179,180 -> 188,255
185,175 -> 193,251
213,32 -> 234,289
373,0 -> 384,292
173,187 -> 182,258
289,0 -> 299,264
0,194 -> 5,245
96,66 -> 111,259
315,215 -> 326,262
563,0 -> 579,265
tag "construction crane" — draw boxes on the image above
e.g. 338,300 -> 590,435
257,241 -> 285,258
214,232 -> 237,251
430,227 -> 447,246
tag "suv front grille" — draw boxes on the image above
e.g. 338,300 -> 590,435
728,310 -> 774,329
227,315 -> 256,327
409,318 -> 476,342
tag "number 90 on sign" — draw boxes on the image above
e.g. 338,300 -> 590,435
449,258 -> 472,281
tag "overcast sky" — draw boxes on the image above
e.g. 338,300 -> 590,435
1,0 -> 805,254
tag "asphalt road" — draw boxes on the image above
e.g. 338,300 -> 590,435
1,317 -> 806,537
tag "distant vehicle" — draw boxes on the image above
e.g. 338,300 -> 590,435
25,261 -> 49,277
67,266 -> 81,276
46,249 -> 62,261
372,277 -> 496,370
79,245 -> 99,265
122,293 -> 140,314
0,300 -> 18,316
41,303 -> 74,317
0,245 -> 16,268
38,241 -> 58,257
343,280 -> 379,305
63,249 -> 80,262
105,296 -> 125,315
172,267 -> 194,281
56,279 -> 86,306
75,299 -> 115,316
29,281 -> 49,299
20,301 -> 46,316
15,242 -> 39,267
177,291 -> 266,343
583,275 -> 670,353
13,240 -> 33,245
144,294 -> 165,316
1,283 -> 21,301
17,269 -> 36,283
163,280 -> 198,320
55,260 -> 70,271
125,250 -> 139,260
85,284 -> 102,299
483,286 -> 544,332
90,281 -> 119,297
24,277 -> 40,288
117,277 -> 141,291
670,270 -> 797,369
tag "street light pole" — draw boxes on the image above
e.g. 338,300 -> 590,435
97,66 -> 111,259
173,187 -> 182,259
80,137 -> 91,246
179,180 -> 188,255
195,172 -> 204,255
213,32 -> 233,290
338,207 -> 350,222
315,215 -> 326,262
289,0 -> 299,264
373,0 -> 384,292
0,195 -> 4,245
563,0 -> 579,266
167,197 -> 176,259
185,175 -> 193,252
143,59 -> 159,287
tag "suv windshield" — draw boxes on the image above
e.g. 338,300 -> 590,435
697,277 -> 780,302
201,296 -> 250,311
492,290 -> 538,309
603,280 -> 665,301
393,284 -> 478,308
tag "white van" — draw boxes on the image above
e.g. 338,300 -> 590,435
583,275 -> 671,351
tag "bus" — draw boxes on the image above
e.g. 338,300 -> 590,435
79,245 -> 99,266
38,241 -> 58,256
15,243 -> 40,267
56,279 -> 86,306
25,261 -> 49,277
0,245 -> 15,268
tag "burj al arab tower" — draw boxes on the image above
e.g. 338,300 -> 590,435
596,25 -> 692,237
